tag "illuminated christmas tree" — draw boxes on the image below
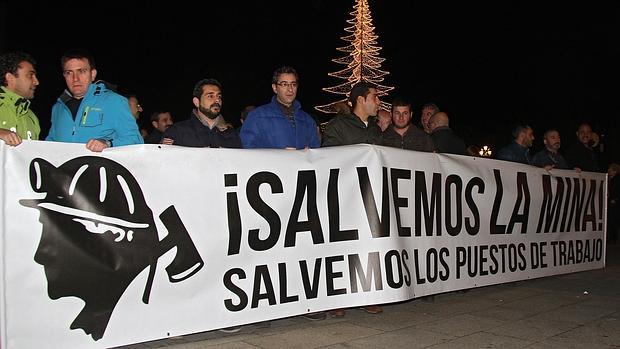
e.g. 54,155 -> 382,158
315,0 -> 394,114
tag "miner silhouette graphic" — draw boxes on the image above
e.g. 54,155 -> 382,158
20,156 -> 204,340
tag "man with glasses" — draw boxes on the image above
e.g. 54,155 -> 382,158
46,49 -> 143,152
240,66 -> 320,149
239,66 -> 324,323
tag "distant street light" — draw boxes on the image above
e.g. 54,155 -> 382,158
479,145 -> 492,157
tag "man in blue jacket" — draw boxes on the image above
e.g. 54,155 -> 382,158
46,49 -> 143,152
240,66 -> 320,149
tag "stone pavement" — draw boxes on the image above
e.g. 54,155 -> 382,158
120,245 -> 620,349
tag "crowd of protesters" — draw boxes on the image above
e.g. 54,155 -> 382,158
1,49 -> 618,327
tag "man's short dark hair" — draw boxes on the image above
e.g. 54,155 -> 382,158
61,48 -> 96,69
349,82 -> 375,109
422,102 -> 439,111
512,125 -> 532,139
272,66 -> 298,84
543,128 -> 559,138
391,96 -> 412,112
0,51 -> 36,86
192,78 -> 222,99
150,111 -> 170,123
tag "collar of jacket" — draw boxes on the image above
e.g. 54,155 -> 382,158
385,124 -> 413,136
269,95 -> 301,113
344,112 -> 376,128
431,125 -> 451,134
59,80 -> 116,103
192,111 -> 231,131
0,86 -> 31,115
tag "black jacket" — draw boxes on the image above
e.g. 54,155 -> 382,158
430,126 -> 467,155
565,142 -> 600,172
531,148 -> 569,169
163,113 -> 242,148
322,113 -> 381,146
144,129 -> 164,144
381,124 -> 434,152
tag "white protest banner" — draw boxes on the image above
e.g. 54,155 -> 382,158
0,141 -> 606,348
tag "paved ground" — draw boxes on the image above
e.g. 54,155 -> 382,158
120,245 -> 620,349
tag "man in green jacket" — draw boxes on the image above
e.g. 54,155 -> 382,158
0,51 -> 41,146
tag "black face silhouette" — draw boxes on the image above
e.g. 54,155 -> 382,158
20,156 -> 204,341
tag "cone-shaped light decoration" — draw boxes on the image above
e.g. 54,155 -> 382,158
316,0 -> 394,114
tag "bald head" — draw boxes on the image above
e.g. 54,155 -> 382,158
428,112 -> 449,132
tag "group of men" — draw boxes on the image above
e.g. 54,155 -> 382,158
0,48 -> 469,159
1,49 -> 142,151
1,48 -> 609,325
496,122 -> 602,172
0,48 -> 461,322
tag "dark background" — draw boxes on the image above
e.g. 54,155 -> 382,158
2,1 -> 619,159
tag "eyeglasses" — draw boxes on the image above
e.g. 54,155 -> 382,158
276,81 -> 298,89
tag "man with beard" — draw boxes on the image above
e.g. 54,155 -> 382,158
497,124 -> 534,164
145,110 -> 174,144
531,129 -> 569,170
565,122 -> 601,172
240,66 -> 320,149
163,78 -> 241,148
380,97 -> 434,152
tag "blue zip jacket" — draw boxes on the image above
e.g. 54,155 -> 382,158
46,81 -> 143,146
240,96 -> 320,149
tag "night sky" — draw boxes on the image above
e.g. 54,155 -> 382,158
2,1 -> 619,157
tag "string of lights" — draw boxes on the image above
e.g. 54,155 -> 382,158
315,0 -> 394,114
